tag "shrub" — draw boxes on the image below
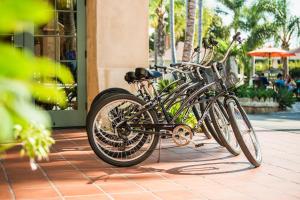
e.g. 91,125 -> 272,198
235,85 -> 248,98
157,79 -> 177,93
276,88 -> 296,109
290,68 -> 300,79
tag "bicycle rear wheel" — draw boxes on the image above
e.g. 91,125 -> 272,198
226,98 -> 262,167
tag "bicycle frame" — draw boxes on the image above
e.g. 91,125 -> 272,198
115,76 -> 230,135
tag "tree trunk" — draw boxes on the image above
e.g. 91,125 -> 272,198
156,5 -> 166,65
282,57 -> 289,79
182,0 -> 197,62
281,41 -> 290,79
156,21 -> 166,65
197,0 -> 203,63
170,0 -> 177,64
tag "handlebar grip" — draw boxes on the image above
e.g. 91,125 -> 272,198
170,63 -> 182,67
217,62 -> 224,70
152,65 -> 167,70
209,37 -> 218,46
233,32 -> 241,41
194,46 -> 200,52
202,38 -> 210,49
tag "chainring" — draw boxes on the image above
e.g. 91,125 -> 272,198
172,125 -> 193,147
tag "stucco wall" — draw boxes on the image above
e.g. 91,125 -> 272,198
87,0 -> 149,108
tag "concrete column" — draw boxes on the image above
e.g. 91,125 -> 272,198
87,0 -> 149,108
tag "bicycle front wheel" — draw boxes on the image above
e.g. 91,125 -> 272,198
226,99 -> 262,167
87,94 -> 159,167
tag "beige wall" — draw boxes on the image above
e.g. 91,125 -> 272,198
87,0 -> 149,108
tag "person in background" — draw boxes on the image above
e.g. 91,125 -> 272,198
259,72 -> 269,88
275,73 -> 285,88
286,75 -> 296,92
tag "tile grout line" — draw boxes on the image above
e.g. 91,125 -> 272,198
198,172 -> 261,200
37,164 -> 65,200
153,172 -> 210,200
65,135 -> 162,199
53,139 -> 115,200
60,132 -> 244,199
0,159 -> 16,200
141,151 -> 219,200
83,136 -> 213,199
110,167 -> 162,200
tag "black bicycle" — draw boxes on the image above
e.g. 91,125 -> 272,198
86,33 -> 262,167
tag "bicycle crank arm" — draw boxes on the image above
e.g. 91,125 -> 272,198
178,134 -> 204,148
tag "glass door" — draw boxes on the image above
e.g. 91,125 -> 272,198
28,0 -> 86,127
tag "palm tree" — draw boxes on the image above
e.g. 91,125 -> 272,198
272,0 -> 300,78
150,0 -> 167,65
239,0 -> 277,80
217,0 -> 246,33
182,0 -> 197,62
216,0 -> 278,81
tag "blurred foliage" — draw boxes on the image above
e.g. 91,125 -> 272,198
168,102 -> 197,128
290,68 -> 300,79
157,79 -> 177,93
0,0 -> 73,164
235,85 -> 276,100
254,60 -> 300,73
276,87 -> 296,109
0,0 -> 52,33
235,84 -> 296,109
156,78 -> 197,127
149,0 -> 218,52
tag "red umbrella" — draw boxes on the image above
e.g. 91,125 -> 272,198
248,47 -> 296,78
289,47 -> 300,54
248,47 -> 295,57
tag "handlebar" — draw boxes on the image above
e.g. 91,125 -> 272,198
151,64 -> 194,74
202,37 -> 218,49
219,32 -> 241,64
166,32 -> 242,73
170,62 -> 211,70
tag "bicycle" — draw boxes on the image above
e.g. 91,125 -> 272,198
86,32 -> 262,167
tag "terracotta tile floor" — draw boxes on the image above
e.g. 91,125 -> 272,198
1,128 -> 300,200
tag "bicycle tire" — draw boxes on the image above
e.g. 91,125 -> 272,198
209,102 -> 241,156
192,106 -> 212,139
87,94 -> 159,167
200,102 -> 224,146
226,98 -> 262,167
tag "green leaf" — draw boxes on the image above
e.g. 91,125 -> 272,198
29,82 -> 68,107
0,44 -> 74,85
12,101 -> 51,128
0,106 -> 14,143
0,0 -> 53,33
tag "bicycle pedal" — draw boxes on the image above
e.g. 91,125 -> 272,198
195,143 -> 204,148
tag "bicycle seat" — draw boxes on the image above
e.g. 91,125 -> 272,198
149,70 -> 162,78
135,68 -> 162,80
124,71 -> 137,83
